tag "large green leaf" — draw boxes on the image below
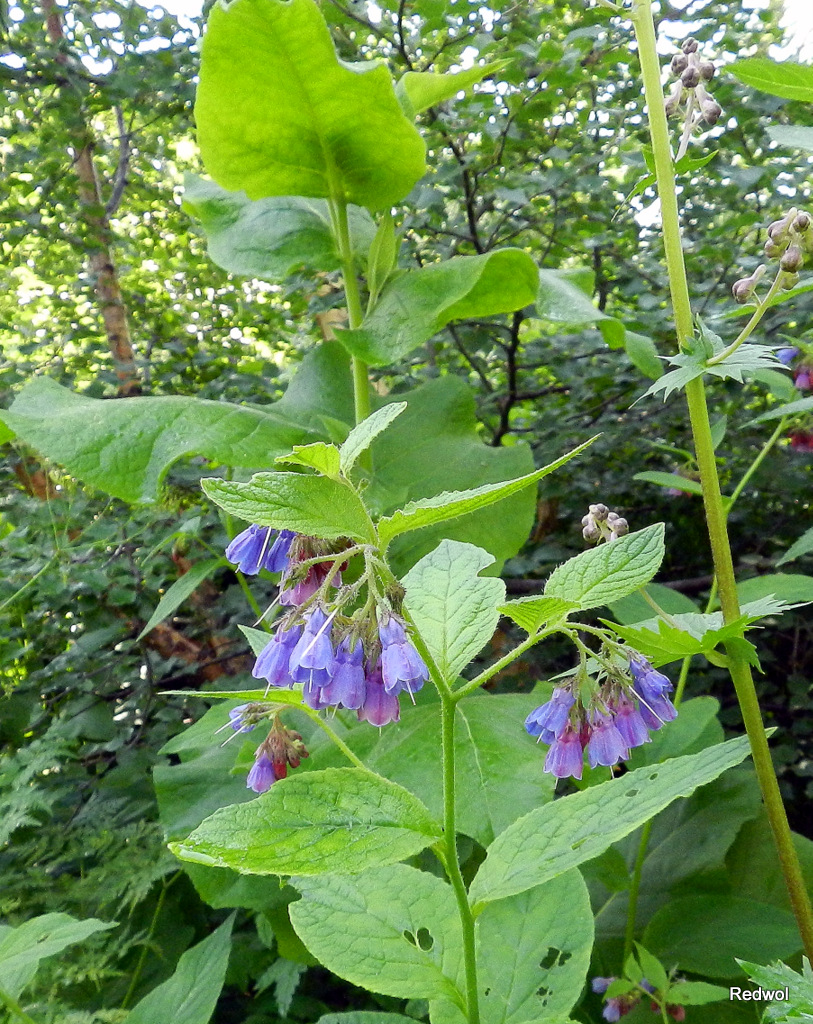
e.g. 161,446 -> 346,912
0,913 -> 115,1001
469,733 -> 753,908
196,0 -> 426,208
366,377 -> 538,569
403,541 -> 504,680
290,864 -> 463,1002
170,768 -> 442,875
475,872 -> 593,1024
126,915 -> 233,1024
544,524 -> 665,611
338,250 -> 539,366
201,472 -> 375,542
643,896 -> 801,978
183,174 -> 376,281
377,437 -> 594,550
0,346 -> 352,503
730,58 -> 813,101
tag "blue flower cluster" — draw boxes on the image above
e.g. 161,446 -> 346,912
227,706 -> 309,794
525,655 -> 677,780
225,525 -> 295,576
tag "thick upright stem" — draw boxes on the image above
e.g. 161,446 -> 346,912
334,200 -> 371,425
631,0 -> 813,959
440,695 -> 481,1024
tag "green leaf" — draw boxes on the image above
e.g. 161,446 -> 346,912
367,212 -> 398,302
170,768 -> 442,875
0,913 -> 116,1001
730,57 -> 813,101
240,624 -> 276,657
340,403 -> 407,475
643,896 -> 801,978
338,249 -> 539,366
196,0 -> 426,209
0,346 -> 352,503
634,943 -> 669,993
778,526 -> 813,566
747,395 -> 813,424
536,268 -> 605,325
468,733 -> 753,908
183,174 -> 375,281
138,558 -> 225,641
608,583 -> 699,625
738,959 -> 813,1021
276,441 -> 341,478
475,871 -> 594,1024
318,1016 -> 420,1024
305,694 -> 556,848
201,473 -> 374,542
727,813 -> 813,912
768,124 -> 813,151
402,541 -> 504,681
395,61 -> 507,117
622,331 -> 664,381
544,524 -> 665,611
126,915 -> 233,1024
377,438 -> 595,550
736,573 -> 813,607
666,981 -> 731,1006
289,864 -> 463,1001
497,595 -> 578,634
633,471 -> 703,496
0,421 -> 14,445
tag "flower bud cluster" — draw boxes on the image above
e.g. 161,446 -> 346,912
592,977 -> 685,1022
235,713 -> 309,794
581,503 -> 628,544
524,654 -> 677,780
734,208 -> 813,302
664,37 -> 721,126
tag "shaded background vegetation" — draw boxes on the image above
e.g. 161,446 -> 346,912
1,0 -> 812,1020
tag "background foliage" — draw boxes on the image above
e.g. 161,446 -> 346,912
1,0 -> 812,1020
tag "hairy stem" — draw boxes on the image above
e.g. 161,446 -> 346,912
334,199 -> 371,425
631,0 -> 813,959
441,694 -> 481,1024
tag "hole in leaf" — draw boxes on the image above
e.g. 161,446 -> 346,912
403,930 -> 417,946
416,927 -> 434,951
484,988 -> 491,997
626,788 -> 639,798
536,985 -> 550,1001
649,772 -> 659,781
539,947 -> 559,970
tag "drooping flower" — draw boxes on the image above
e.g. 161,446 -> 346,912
543,723 -> 585,780
379,615 -> 428,697
592,977 -> 615,994
587,710 -> 630,769
226,525 -> 294,576
280,561 -> 341,606
525,687 -> 576,743
320,637 -> 366,710
629,656 -> 677,730
358,660 -> 401,727
289,608 -> 336,694
246,752 -> 276,794
228,703 -> 257,733
611,693 -> 651,749
252,623 -> 302,690
778,346 -> 800,365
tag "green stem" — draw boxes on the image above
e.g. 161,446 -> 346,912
334,198 -> 371,425
0,987 -> 39,1024
631,0 -> 813,961
706,272 -> 787,366
440,693 -> 481,1024
122,875 -> 174,1009
726,418 -> 788,512
453,628 -> 557,702
305,709 -> 368,770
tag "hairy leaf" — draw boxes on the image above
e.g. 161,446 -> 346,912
730,57 -> 813,101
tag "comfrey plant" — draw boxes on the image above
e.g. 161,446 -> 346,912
149,0 -> 813,1021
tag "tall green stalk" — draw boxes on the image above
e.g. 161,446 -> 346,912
630,0 -> 813,960
333,199 -> 372,426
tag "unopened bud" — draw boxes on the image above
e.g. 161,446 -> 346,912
700,97 -> 722,124
664,79 -> 684,117
698,59 -> 715,80
780,244 -> 804,273
768,210 -> 796,244
670,53 -> 689,75
583,523 -> 601,543
782,272 -> 800,290
731,263 -> 766,303
609,517 -> 629,540
588,503 -> 609,522
681,66 -> 700,89
793,211 -> 811,232
681,37 -> 699,54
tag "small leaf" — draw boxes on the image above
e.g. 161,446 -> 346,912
340,403 -> 407,475
497,595 -> 578,634
634,943 -> 669,993
633,471 -> 703,496
730,57 -> 813,102
239,624 -> 276,657
378,438 -> 595,549
778,526 -> 813,566
201,473 -> 375,542
469,734 -> 753,908
170,768 -> 442,875
338,249 -> 539,366
276,441 -> 341,478
667,980 -> 730,1006
367,212 -> 398,302
395,61 -> 507,117
747,395 -> 813,425
402,541 -> 503,681
544,524 -> 665,611
138,559 -> 225,641
127,916 -> 234,1024
290,865 -> 463,1000
196,0 -> 426,208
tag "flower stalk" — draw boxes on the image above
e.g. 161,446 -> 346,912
630,0 -> 813,960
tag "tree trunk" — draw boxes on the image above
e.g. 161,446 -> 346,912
42,0 -> 142,396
